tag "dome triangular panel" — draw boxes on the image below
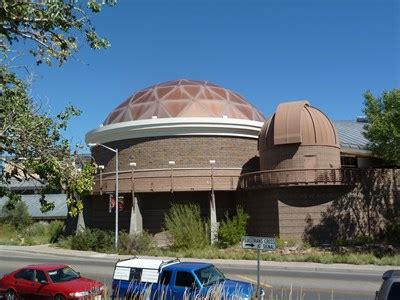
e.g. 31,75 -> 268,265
104,79 -> 266,124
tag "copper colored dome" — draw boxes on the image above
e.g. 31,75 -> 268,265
104,79 -> 266,125
259,101 -> 339,147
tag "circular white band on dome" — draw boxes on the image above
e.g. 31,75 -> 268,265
85,117 -> 264,144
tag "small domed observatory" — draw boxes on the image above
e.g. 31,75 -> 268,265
239,101 -> 356,238
260,100 -> 341,183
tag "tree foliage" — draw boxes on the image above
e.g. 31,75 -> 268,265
0,0 -> 116,215
1,0 -> 116,65
363,89 -> 400,166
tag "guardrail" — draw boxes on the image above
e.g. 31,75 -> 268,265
238,168 -> 358,189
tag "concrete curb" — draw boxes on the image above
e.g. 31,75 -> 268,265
0,245 -> 393,275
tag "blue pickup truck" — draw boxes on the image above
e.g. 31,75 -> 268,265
112,258 -> 264,299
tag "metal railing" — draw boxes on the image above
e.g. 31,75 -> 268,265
238,168 -> 358,190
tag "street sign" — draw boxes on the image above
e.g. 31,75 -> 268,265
241,236 -> 276,251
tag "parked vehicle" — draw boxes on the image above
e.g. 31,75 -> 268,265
112,258 -> 264,299
0,264 -> 105,300
375,270 -> 400,300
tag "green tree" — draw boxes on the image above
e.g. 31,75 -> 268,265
363,89 -> 400,166
0,0 -> 116,215
1,0 -> 115,65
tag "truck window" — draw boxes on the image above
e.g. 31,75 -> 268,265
175,271 -> 196,289
160,270 -> 172,285
388,282 -> 400,300
129,268 -> 143,281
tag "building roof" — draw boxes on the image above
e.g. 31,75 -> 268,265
0,194 -> 67,219
103,79 -> 266,124
333,120 -> 369,151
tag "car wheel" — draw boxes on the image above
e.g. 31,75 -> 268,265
54,295 -> 66,300
5,290 -> 17,300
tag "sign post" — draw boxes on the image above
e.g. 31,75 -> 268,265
241,236 -> 276,299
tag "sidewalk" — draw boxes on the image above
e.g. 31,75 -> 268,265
0,244 -> 394,275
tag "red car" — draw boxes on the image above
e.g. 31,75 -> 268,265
0,264 -> 105,300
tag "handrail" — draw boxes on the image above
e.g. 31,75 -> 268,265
238,168 -> 358,189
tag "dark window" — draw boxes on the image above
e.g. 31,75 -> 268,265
160,271 -> 172,285
35,270 -> 47,283
388,282 -> 400,300
175,272 -> 196,289
341,156 -> 358,168
129,268 -> 142,281
14,269 -> 34,281
48,267 -> 80,283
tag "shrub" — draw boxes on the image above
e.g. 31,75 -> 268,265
3,201 -> 33,230
385,218 -> 400,246
71,229 -> 114,252
48,220 -> 65,243
92,229 -> 115,252
119,231 -> 156,255
71,230 -> 94,251
218,206 -> 249,248
164,203 -> 209,250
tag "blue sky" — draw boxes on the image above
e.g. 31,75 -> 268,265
18,0 -> 400,148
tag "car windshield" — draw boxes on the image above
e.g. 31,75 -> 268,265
194,266 -> 225,286
48,267 -> 80,283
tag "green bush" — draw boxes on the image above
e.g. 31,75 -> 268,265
2,201 -> 32,230
23,222 -> 46,237
164,203 -> 209,250
48,220 -> 65,243
217,206 -> 249,248
71,230 -> 92,251
71,229 -> 114,252
119,231 -> 156,255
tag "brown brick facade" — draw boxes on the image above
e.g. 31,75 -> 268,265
91,136 -> 260,193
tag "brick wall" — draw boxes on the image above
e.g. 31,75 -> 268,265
91,136 -> 260,193
91,136 -> 259,172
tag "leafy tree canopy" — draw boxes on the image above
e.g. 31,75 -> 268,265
363,89 -> 400,166
1,0 -> 116,215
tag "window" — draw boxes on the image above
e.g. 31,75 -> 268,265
388,282 -> 400,300
159,271 -> 172,285
175,272 -> 196,289
341,156 -> 358,168
35,270 -> 47,283
195,266 -> 225,286
48,267 -> 80,283
129,268 -> 143,282
14,269 -> 34,281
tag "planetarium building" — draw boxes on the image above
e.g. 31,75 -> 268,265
85,79 -> 378,239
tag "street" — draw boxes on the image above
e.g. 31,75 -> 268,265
0,248 -> 384,300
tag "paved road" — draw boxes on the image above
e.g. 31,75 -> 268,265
0,248 -> 384,300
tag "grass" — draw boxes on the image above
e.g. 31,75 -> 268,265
145,246 -> 400,266
1,222 -> 399,266
0,221 -> 64,246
